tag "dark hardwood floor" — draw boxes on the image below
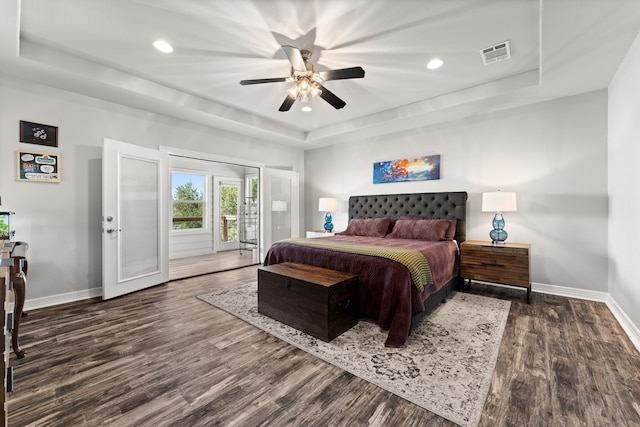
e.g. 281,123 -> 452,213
169,249 -> 257,281
8,266 -> 640,426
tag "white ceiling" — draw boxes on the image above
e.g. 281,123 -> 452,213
1,0 -> 640,149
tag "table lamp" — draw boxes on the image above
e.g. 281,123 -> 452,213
318,197 -> 338,232
482,191 -> 517,245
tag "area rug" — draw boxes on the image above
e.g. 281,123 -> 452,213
198,283 -> 510,427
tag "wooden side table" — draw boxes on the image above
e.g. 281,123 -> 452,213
1,241 -> 27,358
305,230 -> 335,238
460,240 -> 531,303
1,243 -> 14,424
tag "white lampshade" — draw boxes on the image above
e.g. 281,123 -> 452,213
318,197 -> 338,212
482,191 -> 517,212
271,200 -> 287,212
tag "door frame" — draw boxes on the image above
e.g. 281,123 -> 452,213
161,146 -> 266,257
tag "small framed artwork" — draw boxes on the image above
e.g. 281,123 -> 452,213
16,150 -> 61,183
373,154 -> 441,184
19,120 -> 58,147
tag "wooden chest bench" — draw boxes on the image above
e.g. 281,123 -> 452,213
257,262 -> 359,342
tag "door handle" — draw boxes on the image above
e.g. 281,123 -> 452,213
106,228 -> 122,234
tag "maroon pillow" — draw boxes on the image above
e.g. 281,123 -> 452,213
340,218 -> 395,237
386,219 -> 451,241
399,216 -> 457,241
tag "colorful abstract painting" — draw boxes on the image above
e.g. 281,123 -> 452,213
373,155 -> 440,184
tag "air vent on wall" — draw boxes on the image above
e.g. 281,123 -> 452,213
480,41 -> 511,65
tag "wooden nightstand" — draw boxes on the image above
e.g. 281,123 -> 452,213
306,230 -> 335,238
460,240 -> 531,303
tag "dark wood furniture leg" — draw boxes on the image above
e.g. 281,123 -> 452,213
11,257 -> 26,358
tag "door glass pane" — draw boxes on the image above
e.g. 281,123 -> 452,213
248,175 -> 258,203
271,175 -> 291,242
219,183 -> 239,243
120,156 -> 159,280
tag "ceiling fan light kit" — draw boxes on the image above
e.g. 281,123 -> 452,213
239,45 -> 365,111
287,76 -> 322,102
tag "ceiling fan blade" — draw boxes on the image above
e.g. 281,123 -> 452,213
281,45 -> 307,74
240,77 -> 289,85
319,67 -> 365,81
279,95 -> 296,112
318,84 -> 346,109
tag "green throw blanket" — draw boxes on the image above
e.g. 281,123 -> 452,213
273,238 -> 432,292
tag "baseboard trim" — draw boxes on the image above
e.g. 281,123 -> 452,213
532,282 -> 609,302
604,296 -> 640,352
533,282 -> 640,352
24,287 -> 102,311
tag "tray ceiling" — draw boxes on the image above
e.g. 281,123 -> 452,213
2,0 -> 640,148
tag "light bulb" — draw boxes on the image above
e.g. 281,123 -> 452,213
288,85 -> 300,98
426,58 -> 444,70
153,40 -> 173,53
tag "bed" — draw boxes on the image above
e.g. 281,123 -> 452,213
263,191 -> 468,347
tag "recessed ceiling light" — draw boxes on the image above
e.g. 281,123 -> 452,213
301,105 -> 312,112
426,58 -> 444,70
153,40 -> 173,53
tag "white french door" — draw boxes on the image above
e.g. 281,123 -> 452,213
261,168 -> 299,257
102,138 -> 169,300
213,178 -> 241,252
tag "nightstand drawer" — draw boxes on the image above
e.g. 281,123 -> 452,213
461,243 -> 528,259
460,263 -> 529,287
461,249 -> 528,270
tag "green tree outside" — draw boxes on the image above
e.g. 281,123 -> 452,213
220,185 -> 238,241
250,176 -> 258,202
173,181 -> 204,230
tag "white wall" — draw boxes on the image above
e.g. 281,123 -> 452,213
305,90 -> 609,292
609,31 -> 640,333
0,75 -> 304,302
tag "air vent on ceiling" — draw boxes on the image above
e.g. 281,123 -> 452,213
480,41 -> 511,65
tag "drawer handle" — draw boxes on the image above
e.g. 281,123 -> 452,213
481,262 -> 504,267
338,299 -> 351,309
286,279 -> 291,290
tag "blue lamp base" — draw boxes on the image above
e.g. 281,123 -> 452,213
489,213 -> 508,245
323,212 -> 334,232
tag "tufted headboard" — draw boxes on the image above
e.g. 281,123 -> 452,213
348,191 -> 468,243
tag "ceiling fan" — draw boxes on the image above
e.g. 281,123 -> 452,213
239,45 -> 365,112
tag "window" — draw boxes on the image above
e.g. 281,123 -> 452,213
171,172 -> 206,230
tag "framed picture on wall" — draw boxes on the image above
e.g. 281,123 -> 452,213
19,120 -> 58,147
373,154 -> 441,184
16,150 -> 61,183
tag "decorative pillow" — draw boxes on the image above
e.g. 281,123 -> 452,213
386,219 -> 451,241
340,218 -> 395,237
399,216 -> 457,241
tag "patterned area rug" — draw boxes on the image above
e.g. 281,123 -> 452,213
198,283 -> 510,427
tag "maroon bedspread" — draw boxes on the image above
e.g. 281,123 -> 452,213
263,235 -> 459,347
